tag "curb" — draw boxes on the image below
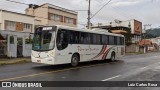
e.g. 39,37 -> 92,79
0,59 -> 31,66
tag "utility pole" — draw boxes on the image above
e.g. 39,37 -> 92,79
87,0 -> 91,29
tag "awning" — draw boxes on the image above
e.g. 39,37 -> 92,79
111,30 -> 127,34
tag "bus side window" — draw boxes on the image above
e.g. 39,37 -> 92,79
114,36 -> 117,45
56,29 -> 68,50
70,31 -> 80,44
121,37 -> 124,45
102,35 -> 108,45
81,32 -> 90,44
117,37 -> 120,45
92,34 -> 97,44
96,34 -> 101,44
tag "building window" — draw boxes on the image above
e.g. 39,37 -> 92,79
102,35 -> 109,44
49,13 -> 63,22
54,14 -> 62,21
65,17 -> 74,24
5,20 -> 16,31
23,23 -> 32,32
109,36 -> 115,45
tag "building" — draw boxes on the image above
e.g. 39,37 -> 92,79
138,37 -> 160,53
0,9 -> 34,57
0,9 -> 34,33
150,37 -> 160,46
25,3 -> 78,27
149,37 -> 160,51
92,19 -> 142,53
92,19 -> 142,43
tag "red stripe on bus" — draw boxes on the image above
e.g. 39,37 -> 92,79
91,45 -> 106,60
100,45 -> 107,57
97,45 -> 107,59
102,46 -> 114,60
102,48 -> 111,60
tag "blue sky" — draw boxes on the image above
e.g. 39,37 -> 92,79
0,0 -> 159,29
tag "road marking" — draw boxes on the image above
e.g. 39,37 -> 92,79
0,62 -> 112,81
101,75 -> 121,81
139,61 -> 160,70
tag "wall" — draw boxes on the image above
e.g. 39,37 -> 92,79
48,7 -> 77,27
9,44 -> 17,57
33,4 -> 48,25
126,44 -> 139,53
23,44 -> 32,57
25,8 -> 34,16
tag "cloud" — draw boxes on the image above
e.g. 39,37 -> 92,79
0,0 -> 159,28
112,1 -> 140,7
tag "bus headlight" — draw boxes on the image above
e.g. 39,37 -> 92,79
50,52 -> 54,56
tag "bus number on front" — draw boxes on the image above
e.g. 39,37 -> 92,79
43,27 -> 52,30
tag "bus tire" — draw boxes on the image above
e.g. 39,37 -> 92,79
110,52 -> 115,62
71,54 -> 79,67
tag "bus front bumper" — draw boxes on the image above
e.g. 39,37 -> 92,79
31,56 -> 55,65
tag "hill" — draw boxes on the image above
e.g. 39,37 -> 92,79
145,28 -> 160,38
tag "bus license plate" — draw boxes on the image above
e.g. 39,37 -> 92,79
37,60 -> 41,63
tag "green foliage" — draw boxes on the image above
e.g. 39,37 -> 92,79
17,38 -> 22,45
25,35 -> 33,44
25,39 -> 33,44
123,28 -> 132,46
145,28 -> 160,38
10,35 -> 14,44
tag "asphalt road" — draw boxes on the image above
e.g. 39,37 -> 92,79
0,52 -> 160,90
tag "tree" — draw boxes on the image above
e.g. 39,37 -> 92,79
123,28 -> 132,46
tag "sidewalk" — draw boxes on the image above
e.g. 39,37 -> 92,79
126,52 -> 144,55
0,58 -> 31,66
126,51 -> 160,55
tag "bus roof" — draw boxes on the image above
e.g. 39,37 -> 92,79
58,25 -> 124,37
54,25 -> 124,37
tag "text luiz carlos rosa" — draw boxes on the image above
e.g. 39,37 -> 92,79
128,82 -> 157,87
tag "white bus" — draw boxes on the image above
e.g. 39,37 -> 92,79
31,25 -> 125,66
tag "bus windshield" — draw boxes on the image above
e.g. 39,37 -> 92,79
32,27 -> 56,51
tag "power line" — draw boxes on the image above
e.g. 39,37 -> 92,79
5,0 -> 29,5
91,0 -> 112,19
72,10 -> 88,11
4,0 -> 87,12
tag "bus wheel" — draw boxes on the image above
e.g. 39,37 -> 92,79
110,52 -> 115,62
71,54 -> 79,67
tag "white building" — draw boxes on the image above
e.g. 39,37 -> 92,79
0,9 -> 34,33
150,37 -> 160,46
92,19 -> 142,43
0,9 -> 34,57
